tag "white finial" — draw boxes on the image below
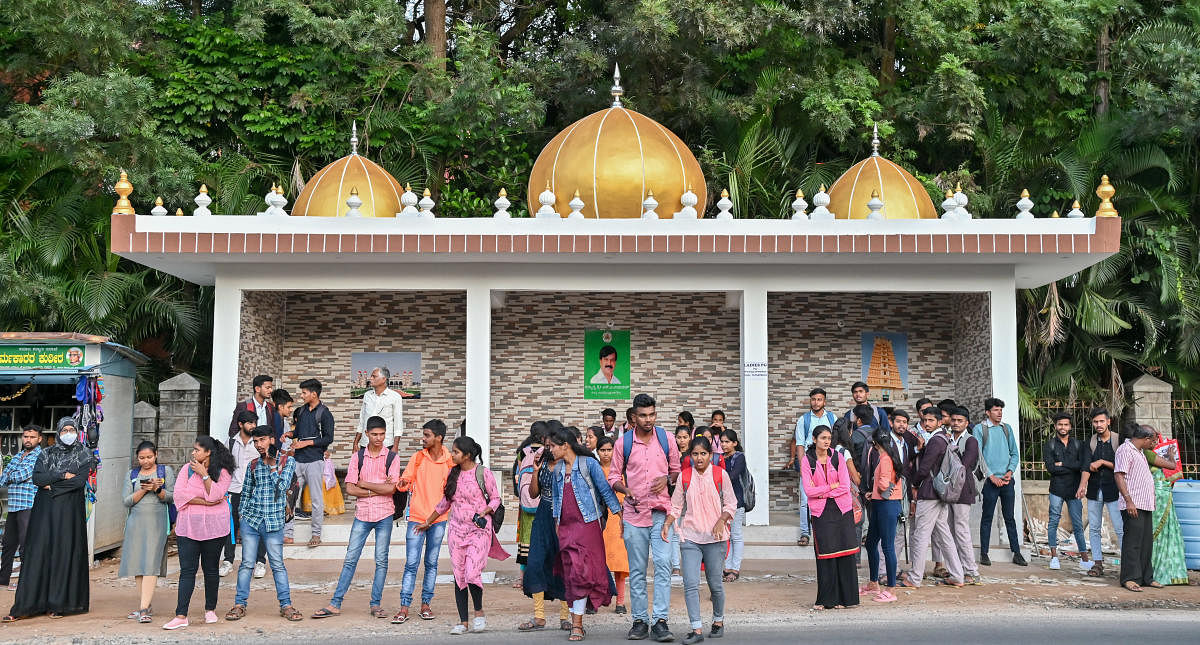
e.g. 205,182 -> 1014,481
1066,199 -> 1085,218
953,182 -> 971,219
810,184 -> 834,221
151,196 -> 167,216
345,187 -> 363,217
272,184 -> 288,215
1015,189 -> 1035,219
675,187 -> 699,219
715,189 -> 733,220
399,183 -> 419,217
350,121 -> 359,155
790,188 -> 808,220
866,189 -> 884,220
536,183 -> 559,218
568,190 -> 586,219
193,184 -> 212,217
641,190 -> 659,219
493,188 -> 511,218
418,188 -> 435,218
871,122 -> 880,157
611,63 -> 624,107
941,190 -> 957,220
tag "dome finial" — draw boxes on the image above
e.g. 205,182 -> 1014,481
611,63 -> 624,108
350,120 -> 359,155
871,122 -> 880,157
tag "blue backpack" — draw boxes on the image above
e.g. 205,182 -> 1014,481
621,426 -> 673,480
130,465 -> 177,528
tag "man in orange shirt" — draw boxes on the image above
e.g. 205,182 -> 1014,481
391,419 -> 452,624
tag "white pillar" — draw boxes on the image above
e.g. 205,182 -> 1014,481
209,276 -> 241,437
740,286 -> 770,526
990,279 -> 1023,549
466,287 -> 492,488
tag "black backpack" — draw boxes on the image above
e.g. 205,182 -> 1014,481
356,448 -> 408,521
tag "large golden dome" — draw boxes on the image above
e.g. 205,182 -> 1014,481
292,126 -> 404,217
527,69 -> 706,218
827,128 -> 937,220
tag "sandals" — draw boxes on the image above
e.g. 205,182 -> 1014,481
1148,582 -> 1164,589
419,606 -> 435,620
560,619 -> 573,630
137,609 -> 154,623
897,573 -> 919,588
391,608 -> 409,624
307,537 -> 322,548
518,618 -> 547,631
1124,581 -> 1144,592
859,583 -> 880,595
48,612 -> 64,619
1087,563 -> 1105,577
311,607 -> 339,619
225,605 -> 247,621
797,535 -> 810,547
873,589 -> 898,603
569,625 -> 586,641
1,615 -> 18,623
369,606 -> 389,619
280,605 -> 304,621
723,570 -> 740,583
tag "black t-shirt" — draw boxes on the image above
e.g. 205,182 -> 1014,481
1082,434 -> 1119,502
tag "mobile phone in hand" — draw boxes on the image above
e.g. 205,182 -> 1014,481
472,513 -> 488,529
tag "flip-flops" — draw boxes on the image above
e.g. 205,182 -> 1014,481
517,618 -> 546,631
311,607 -> 339,619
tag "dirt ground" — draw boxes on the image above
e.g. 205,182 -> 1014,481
0,552 -> 1196,644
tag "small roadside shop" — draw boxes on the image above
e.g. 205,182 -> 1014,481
0,332 -> 146,557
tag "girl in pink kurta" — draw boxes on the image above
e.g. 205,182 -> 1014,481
416,436 -> 510,635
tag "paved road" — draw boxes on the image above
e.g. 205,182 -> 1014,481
151,608 -> 1195,645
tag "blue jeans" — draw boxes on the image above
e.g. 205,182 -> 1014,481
866,499 -> 900,587
400,520 -> 446,607
235,521 -> 290,608
724,507 -> 745,571
1047,494 -> 1087,553
980,479 -> 1020,555
623,511 -> 671,623
331,517 -> 393,609
798,483 -> 811,536
1088,498 -> 1123,562
669,524 -> 681,569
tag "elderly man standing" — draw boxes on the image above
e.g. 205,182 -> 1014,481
1114,425 -> 1161,592
353,367 -> 404,452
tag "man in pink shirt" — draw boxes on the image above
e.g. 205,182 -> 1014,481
312,416 -> 402,618
609,394 -> 681,642
1114,425 -> 1159,592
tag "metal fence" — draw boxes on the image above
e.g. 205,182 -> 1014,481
1021,400 -> 1103,481
1170,400 -> 1200,480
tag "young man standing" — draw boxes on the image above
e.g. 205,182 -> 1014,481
842,382 -> 891,434
1078,408 -> 1123,577
228,375 -> 274,439
226,426 -> 301,622
392,419 -> 453,624
900,409 -> 962,588
786,388 -> 837,546
289,379 -> 334,547
601,408 -> 618,435
879,409 -> 918,573
222,411 -> 267,579
1044,413 -> 1091,571
973,398 -> 1027,566
314,416 -> 402,618
0,426 -> 42,589
609,393 -> 681,643
944,407 -> 982,584
353,367 -> 404,452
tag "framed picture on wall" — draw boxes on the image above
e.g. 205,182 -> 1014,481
351,351 -> 422,399
861,332 -> 909,402
584,329 -> 630,400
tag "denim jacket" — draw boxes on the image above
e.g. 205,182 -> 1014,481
552,455 -> 621,525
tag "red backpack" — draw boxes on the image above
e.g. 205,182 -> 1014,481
679,465 -> 725,520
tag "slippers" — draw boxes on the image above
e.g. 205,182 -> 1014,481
518,618 -> 546,631
419,607 -> 435,620
391,609 -> 409,624
1147,582 -> 1164,589
1124,581 -> 1143,592
311,607 -> 339,619
873,590 -> 898,602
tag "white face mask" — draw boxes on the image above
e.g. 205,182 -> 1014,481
59,432 -> 78,446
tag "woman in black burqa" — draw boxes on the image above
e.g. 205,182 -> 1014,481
5,417 -> 95,621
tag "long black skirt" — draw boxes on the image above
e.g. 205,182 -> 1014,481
11,487 -> 89,617
522,500 -> 565,600
811,501 -> 859,609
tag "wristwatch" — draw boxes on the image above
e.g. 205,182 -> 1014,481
202,475 -> 211,481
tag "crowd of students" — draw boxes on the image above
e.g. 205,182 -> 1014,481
0,371 -> 1188,635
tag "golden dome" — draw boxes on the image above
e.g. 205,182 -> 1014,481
527,67 -> 706,218
827,127 -> 937,219
292,124 -> 404,217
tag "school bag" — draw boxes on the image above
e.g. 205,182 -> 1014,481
931,433 -> 967,502
621,426 -> 673,478
129,465 -> 177,528
356,447 -> 408,520
729,452 -> 756,512
475,465 -> 505,533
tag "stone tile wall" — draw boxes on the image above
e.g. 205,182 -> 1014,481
237,290 -> 285,390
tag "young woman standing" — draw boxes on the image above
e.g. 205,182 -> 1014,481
121,441 -> 175,623
595,435 -> 629,614
800,426 -> 859,610
414,436 -> 509,635
719,430 -> 747,583
861,427 -> 902,602
664,436 -> 736,644
519,431 -> 571,632
548,428 -> 622,641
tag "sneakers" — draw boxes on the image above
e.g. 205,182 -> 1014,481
682,631 -> 705,645
615,604 -> 628,614
1079,559 -> 1095,572
204,611 -> 219,624
1049,556 -> 1061,570
709,623 -> 724,639
1011,552 -> 1028,567
651,619 -> 676,643
449,624 -> 468,635
472,616 -> 486,632
254,562 -> 267,579
628,619 -> 650,640
218,560 -> 233,577
979,554 -> 992,566
163,616 -> 188,630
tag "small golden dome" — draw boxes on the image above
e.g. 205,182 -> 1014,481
292,124 -> 404,217
827,127 -> 937,220
527,66 -> 705,218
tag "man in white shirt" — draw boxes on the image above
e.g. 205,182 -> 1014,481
589,345 -> 621,384
353,367 -> 404,451
222,411 -> 267,579
785,388 -> 837,546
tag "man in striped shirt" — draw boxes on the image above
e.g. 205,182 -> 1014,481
1113,425 -> 1159,592
0,426 -> 42,589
